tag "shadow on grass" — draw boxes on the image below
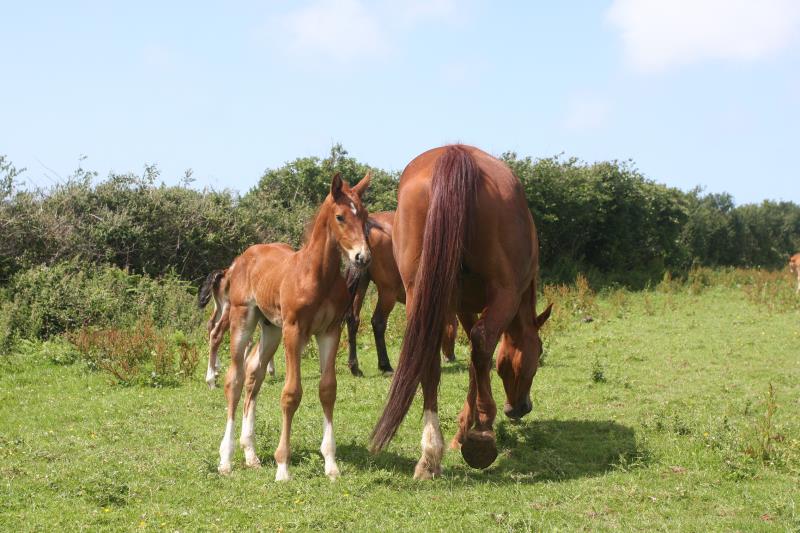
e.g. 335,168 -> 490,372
338,418 -> 647,485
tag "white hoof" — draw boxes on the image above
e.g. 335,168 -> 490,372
218,463 -> 232,475
205,369 -> 217,388
244,452 -> 261,468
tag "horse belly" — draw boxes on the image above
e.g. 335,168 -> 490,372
310,301 -> 338,334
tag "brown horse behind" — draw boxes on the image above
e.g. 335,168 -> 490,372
209,173 -> 371,480
346,211 -> 458,377
371,145 -> 552,479
790,253 -> 800,294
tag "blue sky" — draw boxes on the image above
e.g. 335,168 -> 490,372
2,1 -> 799,204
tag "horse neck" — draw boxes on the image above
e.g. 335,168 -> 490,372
299,205 -> 342,286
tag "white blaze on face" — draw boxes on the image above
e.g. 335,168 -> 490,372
349,202 -> 357,215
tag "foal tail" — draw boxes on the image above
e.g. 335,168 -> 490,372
198,269 -> 226,309
370,145 -> 479,453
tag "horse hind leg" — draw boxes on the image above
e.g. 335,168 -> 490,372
240,322 -> 281,468
206,303 -> 229,388
316,327 -> 342,479
441,312 -> 458,363
218,304 -> 258,475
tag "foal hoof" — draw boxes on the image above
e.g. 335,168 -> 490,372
461,430 -> 498,470
349,366 -> 364,378
413,461 -> 441,480
218,463 -> 232,476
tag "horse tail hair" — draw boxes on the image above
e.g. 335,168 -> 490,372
370,145 -> 478,453
198,269 -> 226,309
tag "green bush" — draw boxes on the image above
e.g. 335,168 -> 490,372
3,261 -> 201,346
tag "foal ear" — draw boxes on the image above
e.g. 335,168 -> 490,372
352,171 -> 371,198
535,303 -> 553,327
330,172 -> 347,201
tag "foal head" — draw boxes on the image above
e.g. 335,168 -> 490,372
327,172 -> 371,269
497,303 -> 553,421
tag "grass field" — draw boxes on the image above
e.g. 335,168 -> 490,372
2,275 -> 799,531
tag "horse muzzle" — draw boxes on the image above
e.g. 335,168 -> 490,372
504,397 -> 532,420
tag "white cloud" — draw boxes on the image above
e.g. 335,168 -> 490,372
280,0 -> 387,63
562,92 -> 610,132
607,0 -> 800,73
273,0 -> 458,65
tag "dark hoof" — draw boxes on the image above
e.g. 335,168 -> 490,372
349,366 -> 364,378
381,369 -> 394,377
444,355 -> 456,363
460,430 -> 497,469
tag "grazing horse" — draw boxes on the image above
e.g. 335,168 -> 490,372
345,211 -> 459,377
370,145 -> 552,479
210,172 -> 371,480
198,269 -> 274,389
791,253 -> 800,294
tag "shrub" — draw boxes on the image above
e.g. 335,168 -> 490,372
4,261 -> 200,345
67,319 -> 203,387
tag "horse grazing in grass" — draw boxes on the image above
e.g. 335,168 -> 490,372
370,145 -> 552,479
790,253 -> 800,294
205,172 -> 371,480
345,211 -> 459,377
198,269 -> 274,389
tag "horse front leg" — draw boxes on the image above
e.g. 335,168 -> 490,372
347,276 -> 369,377
459,290 -> 520,469
274,322 -> 306,481
372,288 -> 397,375
316,327 -> 342,479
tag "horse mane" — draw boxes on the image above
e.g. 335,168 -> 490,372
371,145 -> 479,452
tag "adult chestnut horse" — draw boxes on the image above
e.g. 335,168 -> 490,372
370,145 -> 552,479
213,173 -> 371,480
790,253 -> 800,294
345,211 -> 458,377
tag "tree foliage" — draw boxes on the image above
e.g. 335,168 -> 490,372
0,147 -> 797,290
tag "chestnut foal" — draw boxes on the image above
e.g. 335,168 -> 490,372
214,173 -> 371,480
346,211 -> 458,377
790,253 -> 800,294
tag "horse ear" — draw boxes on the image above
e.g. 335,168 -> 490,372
352,171 -> 371,198
535,303 -> 553,327
330,173 -> 346,201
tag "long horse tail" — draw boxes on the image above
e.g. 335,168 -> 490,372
198,269 -> 226,309
370,145 -> 479,453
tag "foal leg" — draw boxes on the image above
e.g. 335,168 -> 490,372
206,303 -> 229,388
218,304 -> 257,474
274,322 -> 306,482
240,322 -> 281,467
372,288 -> 397,375
316,327 -> 342,479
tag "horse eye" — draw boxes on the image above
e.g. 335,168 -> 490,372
335,214 -> 344,222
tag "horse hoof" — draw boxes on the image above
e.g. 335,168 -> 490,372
245,456 -> 262,468
381,369 -> 394,377
218,463 -> 232,475
413,462 -> 441,480
350,367 -> 364,378
461,430 -> 498,469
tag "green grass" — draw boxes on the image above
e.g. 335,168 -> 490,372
2,284 -> 799,531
